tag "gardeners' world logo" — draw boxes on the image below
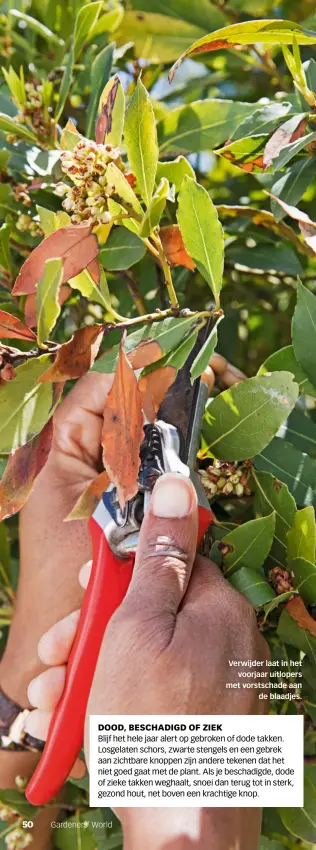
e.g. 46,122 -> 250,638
49,821 -> 113,830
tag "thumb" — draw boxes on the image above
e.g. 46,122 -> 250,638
127,473 -> 198,616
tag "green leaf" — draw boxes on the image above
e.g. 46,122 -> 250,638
96,74 -> 125,147
36,258 -> 63,346
258,345 -> 316,396
156,156 -> 195,193
270,158 -> 316,222
287,506 -> 316,564
227,241 -> 302,275
169,19 -> 316,80
140,178 -> 169,238
68,267 -> 110,311
229,567 -> 276,606
54,814 -> 95,850
253,469 -> 296,567
124,78 -> 158,208
116,11 -> 204,64
129,0 -> 226,31
279,778 -> 316,843
0,149 -> 10,170
55,40 -> 74,121
290,557 -> 316,605
0,356 -> 56,454
231,102 -> 292,141
261,592 -> 297,618
0,113 -> 37,143
271,130 -> 316,171
216,134 -> 267,171
292,280 -> 316,387
0,788 -> 38,818
99,227 -> 146,271
1,66 -> 26,109
74,2 -> 102,59
157,100 -> 258,155
190,319 -> 222,383
222,513 -> 275,576
88,7 -> 124,39
201,372 -> 298,461
157,328 -> 199,371
177,176 -> 224,307
255,438 -> 316,507
92,315 -> 198,374
9,10 -> 64,45
278,409 -> 316,456
107,161 -> 143,230
0,223 -> 11,273
259,840 -> 288,850
86,42 -> 114,140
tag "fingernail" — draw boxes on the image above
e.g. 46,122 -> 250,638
152,473 -> 193,518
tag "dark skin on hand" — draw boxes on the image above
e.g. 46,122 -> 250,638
0,359 -> 269,850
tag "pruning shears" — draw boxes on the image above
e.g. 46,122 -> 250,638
26,330 -> 214,805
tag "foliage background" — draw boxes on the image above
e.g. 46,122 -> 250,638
0,0 -> 316,848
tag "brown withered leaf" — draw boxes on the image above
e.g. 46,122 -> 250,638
0,420 -> 53,521
38,325 -> 104,382
217,204 -> 314,258
263,117 -> 306,168
267,192 -> 316,254
86,257 -> 101,282
128,340 -> 162,370
65,470 -> 110,521
286,596 -> 316,638
0,363 -> 16,386
102,340 -> 144,510
12,223 -> 99,296
138,365 -> 177,422
95,74 -> 120,144
0,310 -> 36,341
160,225 -> 195,270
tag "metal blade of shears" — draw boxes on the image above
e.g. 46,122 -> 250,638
157,321 -> 212,508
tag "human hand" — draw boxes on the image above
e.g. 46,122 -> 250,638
26,471 -> 268,850
0,371 -> 113,707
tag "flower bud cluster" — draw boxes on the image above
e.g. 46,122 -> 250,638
199,460 -> 251,499
16,214 -> 43,238
7,81 -> 54,145
0,806 -> 18,822
268,567 -> 294,595
5,829 -> 32,849
57,138 -> 125,225
14,183 -> 31,208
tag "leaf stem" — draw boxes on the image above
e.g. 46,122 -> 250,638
150,234 -> 179,309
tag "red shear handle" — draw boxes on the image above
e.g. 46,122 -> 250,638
26,505 -> 212,806
26,517 -> 134,805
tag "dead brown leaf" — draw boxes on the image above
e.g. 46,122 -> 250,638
267,192 -> 316,254
102,340 -> 144,510
37,325 -> 104,382
0,310 -> 36,341
65,470 -> 110,521
160,225 -> 195,270
128,340 -> 162,370
0,420 -> 53,520
138,365 -> 177,422
12,223 -> 99,296
286,596 -> 316,638
0,363 -> 16,386
263,117 -> 306,169
95,74 -> 120,145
